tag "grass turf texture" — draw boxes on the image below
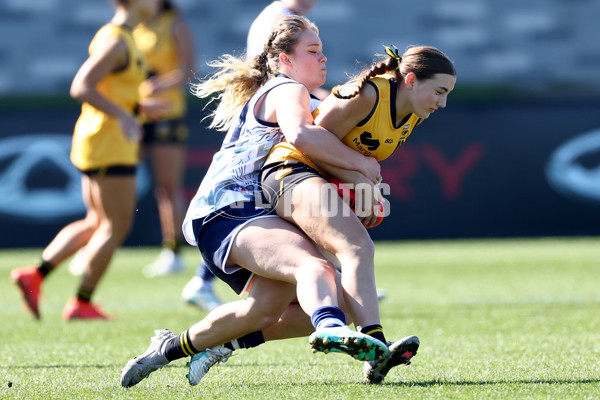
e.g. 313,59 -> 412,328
1,237 -> 599,399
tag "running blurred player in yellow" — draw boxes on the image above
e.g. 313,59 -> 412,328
11,0 -> 165,320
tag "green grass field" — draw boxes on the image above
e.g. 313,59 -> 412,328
1,237 -> 599,399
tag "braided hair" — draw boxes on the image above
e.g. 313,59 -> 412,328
332,45 -> 455,100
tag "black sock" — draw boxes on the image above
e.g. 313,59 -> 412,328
164,329 -> 199,361
37,260 -> 55,277
360,324 -> 386,344
224,331 -> 265,351
76,286 -> 94,303
162,239 -> 181,254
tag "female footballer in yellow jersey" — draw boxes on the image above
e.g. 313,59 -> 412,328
260,45 -> 455,383
71,24 -> 148,170
133,0 -> 223,307
11,0 -> 165,321
263,45 -> 456,225
133,1 -> 197,276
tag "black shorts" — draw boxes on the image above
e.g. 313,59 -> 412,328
142,118 -> 189,145
261,160 -> 322,209
79,165 -> 136,177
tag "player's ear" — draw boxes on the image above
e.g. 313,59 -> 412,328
404,72 -> 416,88
279,53 -> 292,67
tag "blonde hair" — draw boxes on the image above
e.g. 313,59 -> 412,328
193,15 -> 319,131
332,45 -> 456,99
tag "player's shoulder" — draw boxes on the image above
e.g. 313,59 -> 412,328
368,74 -> 396,92
90,24 -> 128,53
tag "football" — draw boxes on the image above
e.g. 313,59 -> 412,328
327,178 -> 384,228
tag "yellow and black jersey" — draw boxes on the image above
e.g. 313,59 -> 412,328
338,76 -> 422,162
71,24 -> 147,171
264,75 -> 422,171
133,10 -> 186,120
264,142 -> 326,175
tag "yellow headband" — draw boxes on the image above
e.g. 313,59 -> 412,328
384,45 -> 400,60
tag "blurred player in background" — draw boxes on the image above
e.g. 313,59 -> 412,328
63,0 -> 222,310
134,0 -> 195,279
246,0 -> 318,58
11,0 -> 165,320
133,1 -> 220,312
131,0 -> 222,309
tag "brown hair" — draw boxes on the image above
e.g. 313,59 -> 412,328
332,45 -> 456,99
193,15 -> 319,131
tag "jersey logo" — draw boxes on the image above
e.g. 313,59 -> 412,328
359,132 -> 380,151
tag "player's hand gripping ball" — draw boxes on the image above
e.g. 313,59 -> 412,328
327,178 -> 384,228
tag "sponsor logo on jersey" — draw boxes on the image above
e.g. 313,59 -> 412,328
359,131 -> 380,151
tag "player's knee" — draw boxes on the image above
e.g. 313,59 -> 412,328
100,217 -> 133,243
254,312 -> 281,330
299,258 -> 336,282
339,234 -> 374,260
243,304 -> 283,330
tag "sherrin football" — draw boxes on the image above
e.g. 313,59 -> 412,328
327,178 -> 384,228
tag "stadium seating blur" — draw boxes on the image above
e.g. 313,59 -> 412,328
1,0 -> 599,95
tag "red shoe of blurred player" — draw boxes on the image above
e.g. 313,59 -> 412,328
11,266 -> 43,319
62,297 -> 114,320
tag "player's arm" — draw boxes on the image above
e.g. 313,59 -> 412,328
311,82 -> 383,223
313,80 -> 378,139
70,35 -> 130,118
146,16 -> 195,95
270,83 -> 381,183
70,36 -> 143,141
308,81 -> 378,175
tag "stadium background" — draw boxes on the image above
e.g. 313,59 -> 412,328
1,0 -> 599,247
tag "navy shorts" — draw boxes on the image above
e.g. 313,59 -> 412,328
192,201 -> 277,295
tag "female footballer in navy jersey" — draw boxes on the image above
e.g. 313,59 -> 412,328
121,15 -> 388,389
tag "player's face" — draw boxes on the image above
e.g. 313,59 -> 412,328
284,30 -> 327,92
409,73 -> 456,119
